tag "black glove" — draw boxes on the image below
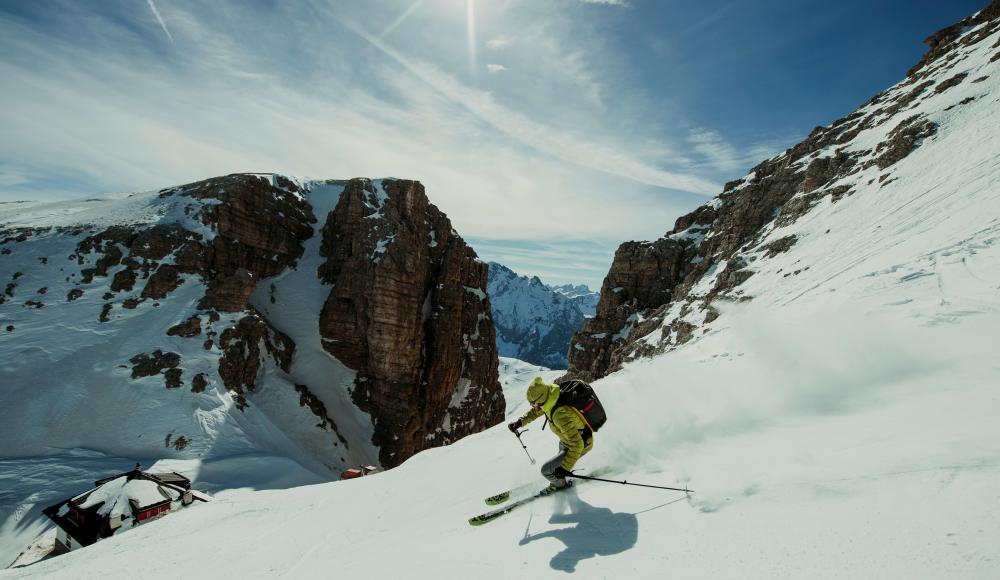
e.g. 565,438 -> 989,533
507,420 -> 521,433
552,466 -> 572,479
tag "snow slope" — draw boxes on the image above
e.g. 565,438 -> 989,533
0,178 -> 373,567
5,291 -> 999,578
498,356 -> 564,409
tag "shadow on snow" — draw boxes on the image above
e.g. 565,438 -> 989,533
518,489 -> 640,573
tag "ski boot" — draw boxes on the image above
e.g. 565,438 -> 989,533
539,480 -> 573,496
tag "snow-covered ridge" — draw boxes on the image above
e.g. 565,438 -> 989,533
568,5 -> 1000,380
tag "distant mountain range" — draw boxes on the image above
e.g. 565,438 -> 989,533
486,262 -> 598,369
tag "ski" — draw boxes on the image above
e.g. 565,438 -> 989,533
469,487 -> 569,526
483,483 -> 534,506
482,466 -> 613,506
470,468 -> 613,526
484,491 -> 511,506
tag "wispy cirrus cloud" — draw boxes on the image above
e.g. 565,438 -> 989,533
0,0 -> 961,286
687,128 -> 787,174
0,0 -> 731,285
687,128 -> 744,173
146,0 -> 174,43
345,22 -> 718,194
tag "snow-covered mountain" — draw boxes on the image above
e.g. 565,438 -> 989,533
0,176 -> 502,472
3,3 -> 1000,578
487,262 -> 598,368
551,283 -> 600,313
0,175 -> 505,566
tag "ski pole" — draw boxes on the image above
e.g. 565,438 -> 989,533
568,473 -> 693,493
512,428 -> 535,464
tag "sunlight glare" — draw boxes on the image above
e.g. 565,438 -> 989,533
467,0 -> 477,76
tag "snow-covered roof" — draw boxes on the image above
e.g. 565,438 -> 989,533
77,476 -> 178,518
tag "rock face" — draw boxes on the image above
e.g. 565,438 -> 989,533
0,173 -> 501,472
217,308 -> 296,410
317,179 -> 503,467
566,2 -> 1000,382
72,175 -> 316,316
486,262 -> 596,369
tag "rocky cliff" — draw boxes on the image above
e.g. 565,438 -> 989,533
0,174 -> 502,471
566,0 -> 1000,382
315,179 -> 503,466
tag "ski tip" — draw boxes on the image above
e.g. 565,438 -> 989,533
468,513 -> 501,526
484,491 -> 511,506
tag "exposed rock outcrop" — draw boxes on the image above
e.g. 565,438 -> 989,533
218,309 -> 294,410
74,175 -> 316,312
869,115 -> 938,170
167,315 -> 202,337
907,0 -> 1000,78
191,373 -> 208,393
129,350 -> 182,390
317,178 -> 503,467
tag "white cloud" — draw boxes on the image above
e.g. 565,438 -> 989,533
468,237 -> 616,290
486,63 -> 507,74
687,128 -> 744,173
744,141 -> 788,165
687,128 -> 788,174
579,0 -> 630,6
486,35 -> 514,50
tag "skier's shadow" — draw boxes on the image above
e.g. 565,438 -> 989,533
518,490 -> 639,573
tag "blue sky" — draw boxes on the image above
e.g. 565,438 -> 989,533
0,0 -> 986,289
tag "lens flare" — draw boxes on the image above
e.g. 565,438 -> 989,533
467,0 -> 477,76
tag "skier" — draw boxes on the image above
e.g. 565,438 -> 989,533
508,377 -> 594,494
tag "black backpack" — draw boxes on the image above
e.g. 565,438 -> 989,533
551,379 -> 607,433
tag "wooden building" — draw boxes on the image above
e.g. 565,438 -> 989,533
340,465 -> 379,479
42,463 -> 209,553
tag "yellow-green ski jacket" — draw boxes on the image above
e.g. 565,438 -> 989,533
517,384 -> 594,470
